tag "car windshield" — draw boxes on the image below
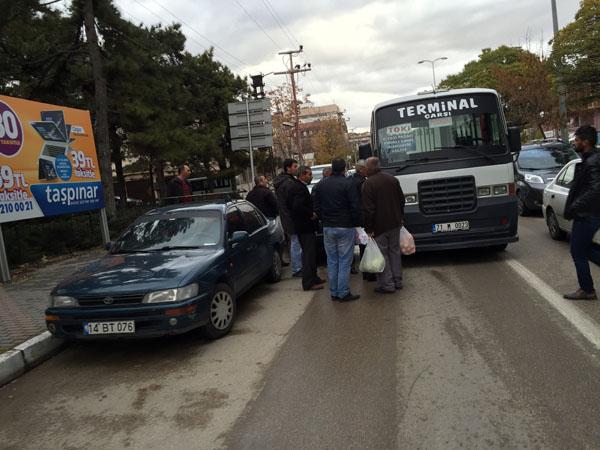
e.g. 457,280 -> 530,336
518,146 -> 578,170
375,93 -> 507,167
112,211 -> 222,252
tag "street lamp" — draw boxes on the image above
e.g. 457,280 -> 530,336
418,57 -> 448,93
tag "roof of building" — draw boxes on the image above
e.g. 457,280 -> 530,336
299,104 -> 341,117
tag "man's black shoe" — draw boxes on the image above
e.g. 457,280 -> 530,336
338,292 -> 360,302
331,296 -> 339,301
315,277 -> 326,284
564,289 -> 598,300
292,271 -> 303,278
374,287 -> 395,294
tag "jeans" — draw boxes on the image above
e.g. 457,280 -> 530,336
374,228 -> 402,292
570,217 -> 600,292
290,234 -> 303,274
323,227 -> 356,298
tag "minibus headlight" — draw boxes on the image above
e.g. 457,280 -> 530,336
477,186 -> 491,197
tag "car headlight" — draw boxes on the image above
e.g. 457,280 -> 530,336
143,283 -> 199,304
405,194 -> 418,205
49,295 -> 78,308
524,173 -> 545,184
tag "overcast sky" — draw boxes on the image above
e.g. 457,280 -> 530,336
107,0 -> 582,130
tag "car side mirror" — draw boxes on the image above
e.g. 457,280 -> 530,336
229,230 -> 249,245
508,127 -> 521,154
358,143 -> 373,160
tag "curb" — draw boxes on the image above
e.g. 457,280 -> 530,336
0,332 -> 66,386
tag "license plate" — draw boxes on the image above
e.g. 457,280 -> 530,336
83,320 -> 135,335
432,221 -> 470,233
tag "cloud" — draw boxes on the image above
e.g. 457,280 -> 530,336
115,0 -> 581,130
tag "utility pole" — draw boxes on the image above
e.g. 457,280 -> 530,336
274,46 -> 311,163
551,0 -> 569,142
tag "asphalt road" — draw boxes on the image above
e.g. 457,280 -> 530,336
2,215 -> 600,449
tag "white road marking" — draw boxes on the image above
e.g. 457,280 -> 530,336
506,259 -> 600,350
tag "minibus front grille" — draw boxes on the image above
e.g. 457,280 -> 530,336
418,176 -> 477,215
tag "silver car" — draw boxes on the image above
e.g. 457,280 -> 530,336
542,158 -> 600,243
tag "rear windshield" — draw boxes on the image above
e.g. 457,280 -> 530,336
518,146 -> 578,170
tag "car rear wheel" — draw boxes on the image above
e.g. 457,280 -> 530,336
546,209 -> 567,241
202,283 -> 236,339
267,249 -> 282,283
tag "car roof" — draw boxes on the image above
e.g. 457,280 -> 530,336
144,199 -> 250,216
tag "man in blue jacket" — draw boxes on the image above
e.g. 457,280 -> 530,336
313,158 -> 361,302
564,125 -> 600,301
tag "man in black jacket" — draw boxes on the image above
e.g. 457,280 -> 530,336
287,165 -> 324,291
246,175 -> 278,219
314,159 -> 361,301
166,164 -> 193,204
564,125 -> 600,300
349,160 -> 376,281
274,159 -> 302,276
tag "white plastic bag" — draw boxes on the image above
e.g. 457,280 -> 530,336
359,237 -> 386,273
400,226 -> 416,255
355,227 -> 369,245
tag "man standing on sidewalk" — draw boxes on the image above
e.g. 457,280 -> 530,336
349,159 -> 376,281
287,166 -> 324,291
274,159 -> 302,276
247,175 -> 278,219
314,159 -> 361,302
167,164 -> 193,204
563,125 -> 600,301
362,157 -> 405,294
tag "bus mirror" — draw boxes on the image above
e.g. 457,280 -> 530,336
508,127 -> 521,154
358,143 -> 373,160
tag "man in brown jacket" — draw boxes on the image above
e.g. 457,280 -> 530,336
362,157 -> 405,293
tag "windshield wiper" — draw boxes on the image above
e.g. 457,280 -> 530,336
435,145 -> 500,164
149,245 -> 203,252
394,156 -> 450,173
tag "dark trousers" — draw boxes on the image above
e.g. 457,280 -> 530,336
570,217 -> 600,292
374,227 -> 402,292
298,232 -> 318,290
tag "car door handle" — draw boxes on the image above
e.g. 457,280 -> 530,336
551,194 -> 555,199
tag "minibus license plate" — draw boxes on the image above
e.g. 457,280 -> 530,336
83,321 -> 135,335
432,221 -> 470,233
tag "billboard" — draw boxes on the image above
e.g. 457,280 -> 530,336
0,95 -> 104,224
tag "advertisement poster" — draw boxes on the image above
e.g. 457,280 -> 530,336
0,95 -> 104,224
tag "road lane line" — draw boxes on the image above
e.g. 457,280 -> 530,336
506,259 -> 600,350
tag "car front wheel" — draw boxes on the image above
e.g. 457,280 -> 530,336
267,249 -> 282,283
202,283 -> 236,339
546,209 -> 567,241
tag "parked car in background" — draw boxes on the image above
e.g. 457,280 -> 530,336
543,158 -> 600,244
307,164 -> 331,194
45,200 -> 284,341
115,195 -> 143,207
515,142 -> 578,215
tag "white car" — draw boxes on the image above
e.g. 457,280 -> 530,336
542,158 -> 600,243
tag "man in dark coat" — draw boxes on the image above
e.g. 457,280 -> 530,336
362,157 -> 405,294
349,160 -> 376,281
166,164 -> 193,204
246,175 -> 278,219
287,165 -> 324,291
274,159 -> 302,276
563,125 -> 600,300
314,158 -> 361,302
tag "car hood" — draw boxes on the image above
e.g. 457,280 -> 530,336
53,249 -> 223,296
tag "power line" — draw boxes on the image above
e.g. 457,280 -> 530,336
148,0 -> 248,67
262,0 -> 300,47
231,0 -> 280,50
260,0 -> 295,48
129,0 -> 244,71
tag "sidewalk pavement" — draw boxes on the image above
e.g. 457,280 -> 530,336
0,249 -> 104,351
